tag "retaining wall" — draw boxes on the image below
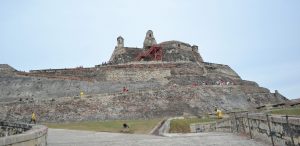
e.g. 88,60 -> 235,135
191,113 -> 300,146
0,122 -> 47,146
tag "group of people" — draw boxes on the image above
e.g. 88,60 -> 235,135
122,86 -> 129,92
215,80 -> 234,85
101,61 -> 117,66
190,80 -> 234,87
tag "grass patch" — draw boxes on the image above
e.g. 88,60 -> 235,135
169,117 -> 216,133
44,118 -> 161,134
270,107 -> 300,116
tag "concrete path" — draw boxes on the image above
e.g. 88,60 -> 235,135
48,129 -> 268,146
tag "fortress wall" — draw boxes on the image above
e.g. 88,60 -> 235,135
25,62 -> 189,82
0,85 -> 284,122
0,76 -> 94,99
163,47 -> 199,62
170,62 -> 204,76
1,63 -> 178,99
105,68 -> 171,82
204,62 -> 240,78
0,62 -> 252,100
159,41 -> 205,62
1,61 -> 284,109
159,41 -> 191,50
162,44 -> 192,52
110,47 -> 127,60
0,75 -> 162,100
109,47 -> 143,64
109,47 -> 128,62
98,62 -> 177,83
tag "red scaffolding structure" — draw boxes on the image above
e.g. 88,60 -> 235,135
135,45 -> 163,61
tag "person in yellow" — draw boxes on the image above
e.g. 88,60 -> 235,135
80,91 -> 84,97
215,108 -> 223,119
30,112 -> 36,124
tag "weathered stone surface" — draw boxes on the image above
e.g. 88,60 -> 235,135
0,85 -> 284,122
0,30 -> 288,122
0,64 -> 16,76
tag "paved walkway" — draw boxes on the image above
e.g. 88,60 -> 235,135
48,129 -> 268,146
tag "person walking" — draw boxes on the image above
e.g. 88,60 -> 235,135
30,112 -> 36,124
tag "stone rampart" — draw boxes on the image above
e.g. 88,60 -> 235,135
1,61 -> 284,108
17,62 -> 240,83
109,47 -> 143,64
0,85 -> 284,122
159,40 -> 191,48
106,68 -> 171,82
203,62 -> 240,79
0,122 -> 47,146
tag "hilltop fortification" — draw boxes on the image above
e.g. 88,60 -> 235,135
0,30 -> 287,122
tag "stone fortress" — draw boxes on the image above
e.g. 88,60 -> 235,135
0,30 -> 288,122
109,30 -> 203,64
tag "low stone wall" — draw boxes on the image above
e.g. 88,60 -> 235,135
0,121 -> 47,146
191,113 -> 300,146
190,121 -> 216,133
0,122 -> 31,137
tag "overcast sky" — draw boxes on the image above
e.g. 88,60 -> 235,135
0,0 -> 299,99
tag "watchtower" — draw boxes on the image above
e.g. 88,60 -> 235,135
192,45 -> 198,52
143,30 -> 157,49
117,36 -> 124,48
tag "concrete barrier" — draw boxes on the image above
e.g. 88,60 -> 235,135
0,122 -> 47,146
158,117 -> 184,137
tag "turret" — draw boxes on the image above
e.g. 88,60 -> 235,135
117,36 -> 124,48
192,45 -> 198,52
143,30 -> 157,49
